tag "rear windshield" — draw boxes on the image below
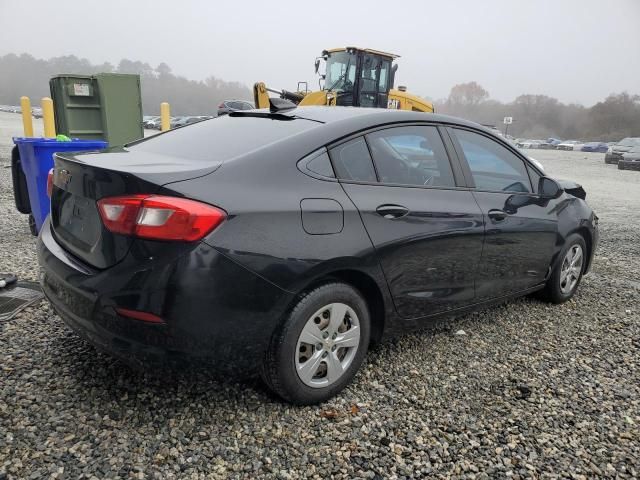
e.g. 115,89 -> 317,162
128,115 -> 319,161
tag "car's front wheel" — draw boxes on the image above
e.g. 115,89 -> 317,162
262,282 -> 370,404
538,234 -> 587,304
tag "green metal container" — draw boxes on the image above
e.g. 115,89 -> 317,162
49,73 -> 143,146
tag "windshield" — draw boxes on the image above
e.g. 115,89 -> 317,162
129,115 -> 319,162
619,137 -> 640,147
324,51 -> 357,92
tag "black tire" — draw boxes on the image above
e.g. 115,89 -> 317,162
538,233 -> 587,304
261,282 -> 371,405
28,214 -> 38,236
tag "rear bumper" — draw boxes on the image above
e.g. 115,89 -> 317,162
618,159 -> 640,170
37,218 -> 293,373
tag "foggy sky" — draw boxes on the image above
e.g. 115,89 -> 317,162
1,0 -> 638,106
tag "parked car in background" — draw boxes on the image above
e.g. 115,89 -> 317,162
581,142 -> 608,153
539,138 -> 562,149
518,139 -> 543,149
143,116 -> 160,129
39,106 -> 598,404
557,140 -> 584,151
32,107 -> 43,119
169,116 -> 185,128
605,137 -> 640,164
217,100 -> 254,116
172,116 -> 208,128
618,146 -> 640,170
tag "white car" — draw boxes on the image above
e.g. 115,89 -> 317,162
519,139 -> 543,149
557,140 -> 584,151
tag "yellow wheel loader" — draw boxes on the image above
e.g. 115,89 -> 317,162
253,47 -> 434,113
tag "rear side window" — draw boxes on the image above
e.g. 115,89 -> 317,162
329,138 -> 377,182
128,115 -> 319,162
305,151 -> 335,178
453,129 -> 531,193
366,126 -> 456,187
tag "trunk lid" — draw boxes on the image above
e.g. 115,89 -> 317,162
50,148 -> 220,269
48,114 -> 320,269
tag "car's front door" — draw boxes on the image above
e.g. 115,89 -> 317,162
329,125 -> 485,319
447,127 -> 558,299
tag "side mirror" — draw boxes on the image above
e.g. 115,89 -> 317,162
538,176 -> 563,199
314,59 -> 320,74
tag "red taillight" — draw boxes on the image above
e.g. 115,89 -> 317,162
218,102 -> 225,108
47,168 -> 54,197
115,307 -> 164,324
97,195 -> 226,241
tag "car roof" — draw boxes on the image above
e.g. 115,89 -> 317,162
287,106 -> 483,130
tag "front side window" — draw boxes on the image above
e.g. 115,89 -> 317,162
453,129 -> 531,193
366,126 -> 456,187
329,137 -> 376,182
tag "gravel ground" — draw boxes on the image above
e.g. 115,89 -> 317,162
0,111 -> 638,479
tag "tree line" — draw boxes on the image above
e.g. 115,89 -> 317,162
0,53 -> 251,116
1,53 -> 638,140
434,81 -> 640,141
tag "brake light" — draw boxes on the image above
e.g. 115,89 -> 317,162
218,102 -> 225,108
47,168 -> 54,197
97,195 -> 226,241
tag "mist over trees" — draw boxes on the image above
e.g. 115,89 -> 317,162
0,53 -> 251,116
436,82 -> 640,141
1,53 -> 638,140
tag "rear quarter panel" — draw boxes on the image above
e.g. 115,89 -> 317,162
164,142 -> 392,305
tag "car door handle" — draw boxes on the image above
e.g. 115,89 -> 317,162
488,209 -> 508,222
376,204 -> 410,219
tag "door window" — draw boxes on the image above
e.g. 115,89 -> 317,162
366,126 -> 456,187
329,137 -> 377,182
453,129 -> 532,192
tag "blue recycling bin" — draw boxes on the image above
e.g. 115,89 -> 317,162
13,137 -> 108,233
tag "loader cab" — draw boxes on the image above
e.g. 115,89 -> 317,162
320,47 -> 397,108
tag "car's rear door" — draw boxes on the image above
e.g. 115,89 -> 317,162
446,127 -> 558,298
329,124 -> 484,319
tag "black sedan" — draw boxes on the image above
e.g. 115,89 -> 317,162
39,107 -> 599,404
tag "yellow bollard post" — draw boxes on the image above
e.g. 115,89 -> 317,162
160,102 -> 170,132
42,97 -> 56,138
20,96 -> 34,137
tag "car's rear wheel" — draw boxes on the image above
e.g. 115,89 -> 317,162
262,282 -> 370,404
538,234 -> 586,304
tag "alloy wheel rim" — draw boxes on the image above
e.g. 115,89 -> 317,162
559,244 -> 583,294
295,303 -> 361,389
